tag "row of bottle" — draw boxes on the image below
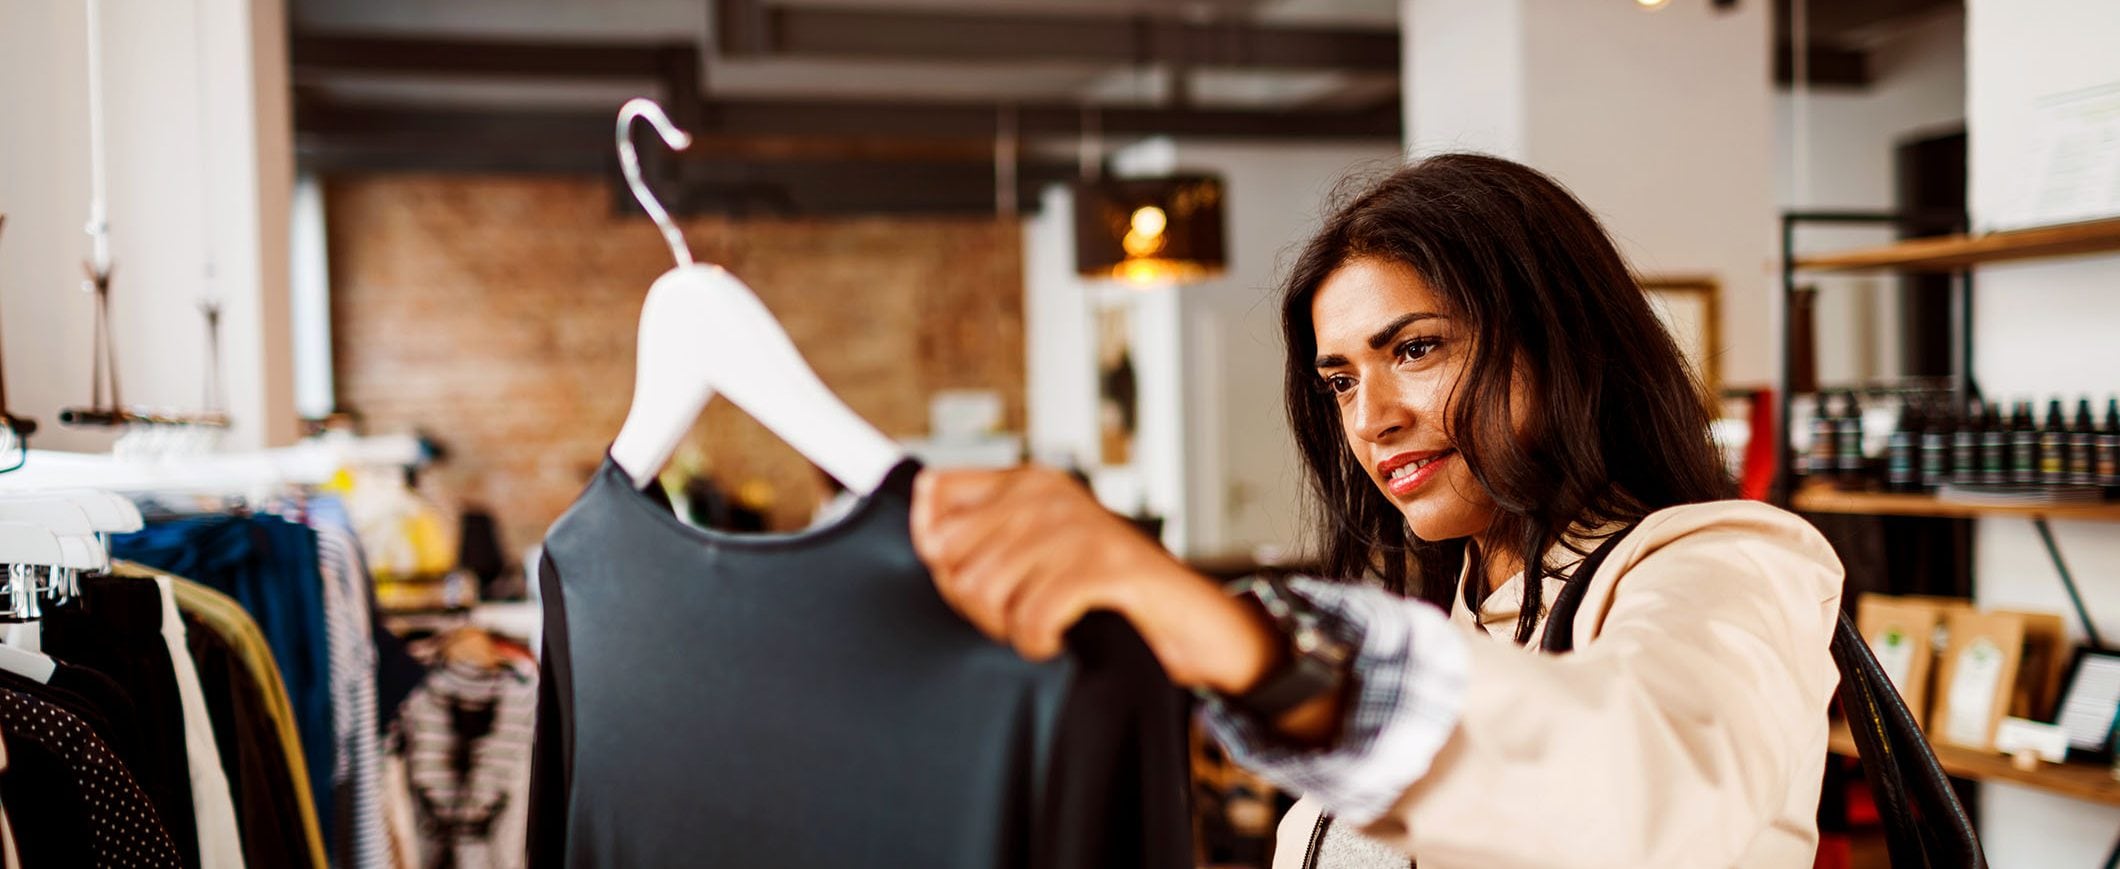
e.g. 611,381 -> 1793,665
1803,393 -> 2120,493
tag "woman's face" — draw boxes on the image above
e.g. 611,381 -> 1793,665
1310,257 -> 1500,542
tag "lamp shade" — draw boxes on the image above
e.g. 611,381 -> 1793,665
1072,174 -> 1226,286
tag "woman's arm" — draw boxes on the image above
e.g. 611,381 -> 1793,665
912,465 -> 1472,813
914,469 -> 1840,869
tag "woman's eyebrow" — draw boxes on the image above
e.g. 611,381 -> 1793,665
1315,311 -> 1442,368
1365,312 -> 1440,349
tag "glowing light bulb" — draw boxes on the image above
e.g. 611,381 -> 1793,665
1121,206 -> 1169,258
1636,0 -> 1672,8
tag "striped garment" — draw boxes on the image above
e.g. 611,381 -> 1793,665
314,525 -> 388,869
401,661 -> 536,869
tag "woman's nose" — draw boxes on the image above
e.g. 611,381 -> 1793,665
1353,377 -> 1413,444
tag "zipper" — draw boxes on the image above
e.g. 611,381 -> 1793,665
1301,811 -> 1332,869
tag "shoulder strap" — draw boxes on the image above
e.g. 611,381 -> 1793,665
1538,523 -> 1641,654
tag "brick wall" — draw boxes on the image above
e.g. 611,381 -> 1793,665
327,174 -> 1025,557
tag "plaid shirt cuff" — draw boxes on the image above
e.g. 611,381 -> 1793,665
1199,578 -> 1468,826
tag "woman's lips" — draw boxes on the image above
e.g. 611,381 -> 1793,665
1384,449 -> 1453,497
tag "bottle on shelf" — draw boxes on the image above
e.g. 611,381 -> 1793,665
2010,399 -> 2040,486
1886,402 -> 1919,493
2041,398 -> 2070,487
1836,391 -> 1866,486
1806,392 -> 1838,482
2070,398 -> 2098,487
1953,397 -> 1984,486
1981,399 -> 2010,486
2100,398 -> 2120,495
1920,398 -> 1952,492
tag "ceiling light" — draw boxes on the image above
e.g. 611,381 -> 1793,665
1636,0 -> 1672,8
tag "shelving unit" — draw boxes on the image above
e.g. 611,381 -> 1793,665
1781,213 -> 2120,825
1791,485 -> 2120,523
1827,724 -> 2120,808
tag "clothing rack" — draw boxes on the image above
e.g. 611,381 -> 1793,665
0,435 -> 423,497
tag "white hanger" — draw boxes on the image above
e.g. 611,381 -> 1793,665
605,98 -> 906,494
0,523 -> 60,682
0,499 -> 107,572
44,488 -> 144,538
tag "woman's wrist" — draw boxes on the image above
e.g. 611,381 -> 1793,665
1125,560 -> 1284,696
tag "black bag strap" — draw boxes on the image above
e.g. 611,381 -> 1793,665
1540,522 -> 1987,868
1830,609 -> 1986,867
1538,524 -> 1641,653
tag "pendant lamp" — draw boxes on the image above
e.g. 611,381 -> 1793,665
1072,174 -> 1227,286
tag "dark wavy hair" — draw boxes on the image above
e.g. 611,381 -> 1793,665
1281,153 -> 1734,643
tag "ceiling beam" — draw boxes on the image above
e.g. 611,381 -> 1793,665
293,95 -> 1400,146
293,33 -> 688,80
715,1 -> 1399,73
292,102 -> 1080,216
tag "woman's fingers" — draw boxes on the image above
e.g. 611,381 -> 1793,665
1006,553 -> 1097,662
911,468 -> 1018,542
919,472 -> 1055,641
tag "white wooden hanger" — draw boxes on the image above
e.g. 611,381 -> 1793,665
605,98 -> 906,494
0,523 -> 60,682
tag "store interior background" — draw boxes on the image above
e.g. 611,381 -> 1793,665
2,0 -> 2118,865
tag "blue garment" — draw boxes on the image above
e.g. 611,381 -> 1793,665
116,514 -> 338,845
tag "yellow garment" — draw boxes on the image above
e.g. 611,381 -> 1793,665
1273,500 -> 1844,869
124,563 -> 332,869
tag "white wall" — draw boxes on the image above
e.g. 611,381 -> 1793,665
1962,1 -> 2120,864
1521,0 -> 1776,388
1403,0 -> 1777,388
0,0 -> 297,451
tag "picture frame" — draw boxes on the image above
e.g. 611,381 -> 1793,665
1640,276 -> 1722,406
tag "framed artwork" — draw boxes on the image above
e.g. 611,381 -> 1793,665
1640,276 -> 1722,400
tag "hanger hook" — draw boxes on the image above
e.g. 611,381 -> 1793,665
616,98 -> 695,268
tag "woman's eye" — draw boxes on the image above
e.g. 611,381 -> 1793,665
1322,375 -> 1356,395
1396,338 -> 1441,364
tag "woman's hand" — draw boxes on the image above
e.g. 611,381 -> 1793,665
910,466 -> 1279,695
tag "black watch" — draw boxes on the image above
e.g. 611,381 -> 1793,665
1219,576 -> 1353,720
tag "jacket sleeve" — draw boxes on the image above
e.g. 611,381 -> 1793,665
1198,579 -> 1469,824
1367,503 -> 1845,868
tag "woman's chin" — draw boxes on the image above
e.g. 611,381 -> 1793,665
1397,498 -> 1492,543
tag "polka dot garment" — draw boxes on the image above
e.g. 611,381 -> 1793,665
0,688 -> 181,868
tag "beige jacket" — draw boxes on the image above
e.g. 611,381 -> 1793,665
1272,500 -> 1845,869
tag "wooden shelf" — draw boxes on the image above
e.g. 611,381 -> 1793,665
1828,724 -> 2120,807
1794,216 -> 2120,273
1791,485 -> 2120,522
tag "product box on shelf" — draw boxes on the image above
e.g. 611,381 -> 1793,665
1857,593 -> 1946,728
1932,610 -> 2028,752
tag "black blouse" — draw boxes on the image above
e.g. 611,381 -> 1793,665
528,457 -> 1191,868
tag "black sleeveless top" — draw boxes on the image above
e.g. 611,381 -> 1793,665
527,457 -> 1192,868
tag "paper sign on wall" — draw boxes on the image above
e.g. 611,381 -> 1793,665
1999,80 -> 2120,230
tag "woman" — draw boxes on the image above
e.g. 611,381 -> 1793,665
911,154 -> 1844,868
